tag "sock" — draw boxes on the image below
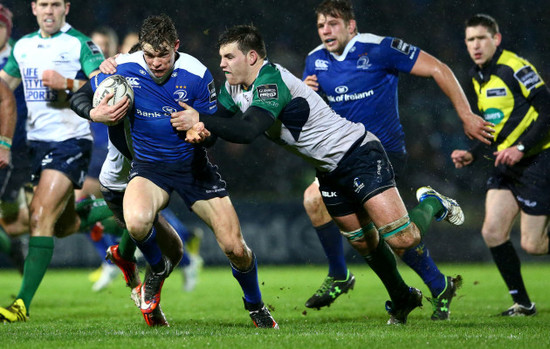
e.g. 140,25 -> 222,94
364,238 -> 409,305
409,198 -> 443,236
118,230 -> 137,262
401,241 -> 446,297
0,226 -> 11,254
17,236 -> 54,313
77,198 -> 116,231
132,227 -> 163,273
490,240 -> 531,306
314,221 -> 348,279
231,254 -> 262,305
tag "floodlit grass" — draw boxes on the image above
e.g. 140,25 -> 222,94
1,263 -> 549,348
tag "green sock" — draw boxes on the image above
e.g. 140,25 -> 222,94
99,217 -> 126,237
77,198 -> 115,230
0,226 -> 11,254
409,198 -> 443,237
363,238 -> 409,304
118,230 -> 137,262
18,236 -> 54,313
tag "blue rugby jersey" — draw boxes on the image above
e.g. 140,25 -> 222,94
91,51 -> 217,163
303,33 -> 420,153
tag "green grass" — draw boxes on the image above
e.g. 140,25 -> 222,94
1,263 -> 549,348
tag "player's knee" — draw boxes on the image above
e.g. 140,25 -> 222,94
521,235 -> 548,255
125,212 -> 154,240
380,215 -> 420,249
481,226 -> 507,246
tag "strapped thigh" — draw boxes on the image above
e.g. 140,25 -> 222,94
378,214 -> 411,240
341,222 -> 377,242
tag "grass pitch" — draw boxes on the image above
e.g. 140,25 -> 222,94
1,263 -> 549,348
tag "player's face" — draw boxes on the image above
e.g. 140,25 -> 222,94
142,41 -> 179,78
32,0 -> 69,38
317,14 -> 356,55
219,42 -> 252,87
91,33 -> 111,58
465,25 -> 501,67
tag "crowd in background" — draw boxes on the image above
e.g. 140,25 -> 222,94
2,0 -> 549,209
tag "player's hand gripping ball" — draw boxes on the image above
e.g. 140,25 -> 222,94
92,74 -> 134,109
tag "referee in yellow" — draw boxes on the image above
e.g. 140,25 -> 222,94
451,14 -> 550,317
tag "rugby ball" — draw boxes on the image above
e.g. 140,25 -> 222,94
92,74 -> 134,108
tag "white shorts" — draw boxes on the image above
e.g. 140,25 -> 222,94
98,140 -> 131,192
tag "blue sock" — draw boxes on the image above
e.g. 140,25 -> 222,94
401,241 -> 446,297
231,254 -> 262,305
87,233 -> 118,264
161,208 -> 192,242
132,227 -> 163,273
315,221 -> 347,279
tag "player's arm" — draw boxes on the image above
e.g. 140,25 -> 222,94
70,80 -> 128,125
173,102 -> 274,144
0,70 -> 22,91
42,69 -> 95,93
0,78 -> 16,168
410,50 -> 495,145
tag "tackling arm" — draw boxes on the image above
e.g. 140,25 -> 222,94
201,106 -> 274,144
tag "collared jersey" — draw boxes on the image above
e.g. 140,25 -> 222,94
3,23 -> 103,142
303,34 -> 420,154
218,61 -> 376,172
91,51 -> 217,163
471,48 -> 549,156
0,39 -> 27,150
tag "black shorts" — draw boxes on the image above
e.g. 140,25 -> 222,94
0,147 -> 32,202
29,138 -> 93,189
487,148 -> 550,215
128,155 -> 228,209
317,140 -> 396,217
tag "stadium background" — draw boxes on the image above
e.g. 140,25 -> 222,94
0,0 -> 548,267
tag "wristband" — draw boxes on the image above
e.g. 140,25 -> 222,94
0,136 -> 12,149
65,78 -> 82,92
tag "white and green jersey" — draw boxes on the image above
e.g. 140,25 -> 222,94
3,23 -> 104,142
218,61 -> 376,172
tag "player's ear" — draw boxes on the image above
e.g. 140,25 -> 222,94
348,19 -> 357,34
174,39 -> 180,52
493,32 -> 502,46
248,50 -> 258,65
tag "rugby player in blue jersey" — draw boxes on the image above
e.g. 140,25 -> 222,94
300,0 -> 495,319
70,14 -> 278,329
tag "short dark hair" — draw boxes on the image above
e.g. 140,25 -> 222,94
465,14 -> 499,36
315,0 -> 356,23
139,14 -> 178,52
217,25 -> 267,59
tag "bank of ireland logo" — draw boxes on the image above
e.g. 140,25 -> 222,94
483,108 -> 504,125
335,85 -> 348,94
162,106 -> 177,116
